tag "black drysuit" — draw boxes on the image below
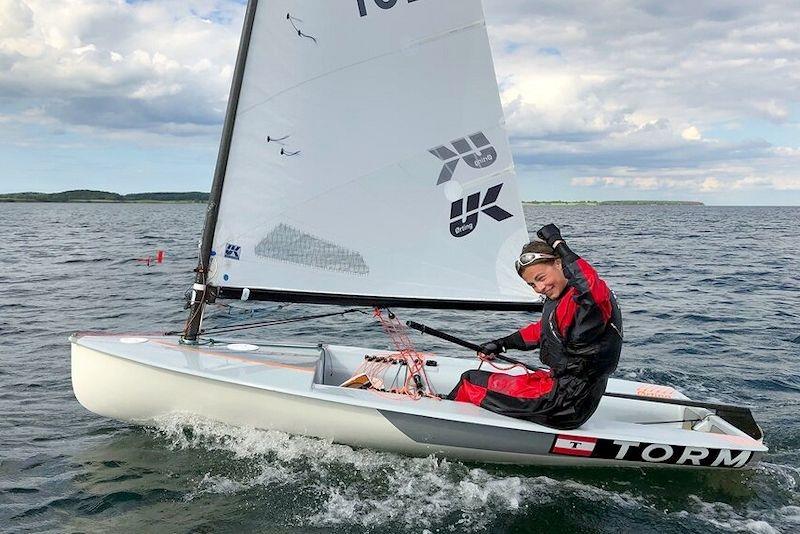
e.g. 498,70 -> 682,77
449,246 -> 623,429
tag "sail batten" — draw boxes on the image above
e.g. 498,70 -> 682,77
207,0 -> 537,311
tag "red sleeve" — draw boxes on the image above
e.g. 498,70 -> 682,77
554,258 -> 613,344
501,321 -> 541,351
519,321 -> 542,347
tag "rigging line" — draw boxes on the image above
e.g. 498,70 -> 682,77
237,19 -> 484,116
390,363 -> 403,390
287,13 -> 318,44
201,314 -> 352,335
170,315 -> 336,336
204,316 -> 315,333
194,308 -> 369,335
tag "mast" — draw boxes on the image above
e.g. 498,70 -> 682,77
183,0 -> 260,342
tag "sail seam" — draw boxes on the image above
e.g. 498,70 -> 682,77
237,19 -> 485,117
231,119 -> 512,244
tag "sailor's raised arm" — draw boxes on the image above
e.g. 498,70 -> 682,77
537,224 -> 613,346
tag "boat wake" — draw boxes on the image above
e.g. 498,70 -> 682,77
146,413 -> 791,533
148,413 -> 641,529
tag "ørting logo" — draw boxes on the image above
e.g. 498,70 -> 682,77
449,184 -> 512,238
429,132 -> 498,185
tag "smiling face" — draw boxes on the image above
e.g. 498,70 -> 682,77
520,260 -> 568,300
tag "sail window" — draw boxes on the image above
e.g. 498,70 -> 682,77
255,224 -> 370,276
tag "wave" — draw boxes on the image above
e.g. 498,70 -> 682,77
148,414 -> 648,531
145,413 -> 792,533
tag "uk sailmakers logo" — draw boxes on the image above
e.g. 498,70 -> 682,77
430,132 -> 513,238
449,184 -> 512,238
429,131 -> 498,185
224,243 -> 241,261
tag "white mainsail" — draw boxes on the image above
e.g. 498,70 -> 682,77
208,0 -> 535,309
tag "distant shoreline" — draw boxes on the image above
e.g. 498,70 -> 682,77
0,199 -> 207,204
523,200 -> 704,206
0,190 -> 705,206
0,190 -> 209,203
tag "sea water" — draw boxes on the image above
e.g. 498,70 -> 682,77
0,203 -> 798,533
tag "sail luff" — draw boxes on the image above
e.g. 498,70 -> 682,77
183,0 -> 260,341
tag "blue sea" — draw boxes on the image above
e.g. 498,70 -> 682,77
1,203 -> 799,533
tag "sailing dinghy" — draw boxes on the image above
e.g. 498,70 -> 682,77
70,0 -> 766,469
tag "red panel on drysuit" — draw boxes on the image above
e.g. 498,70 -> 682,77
488,370 -> 555,398
452,369 -> 554,406
453,376 -> 489,405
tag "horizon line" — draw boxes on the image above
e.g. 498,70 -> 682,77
0,189 -> 797,207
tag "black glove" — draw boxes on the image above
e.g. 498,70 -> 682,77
478,338 -> 506,356
537,223 -> 579,263
536,224 -> 563,247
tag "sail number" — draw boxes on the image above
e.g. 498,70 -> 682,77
357,0 -> 419,17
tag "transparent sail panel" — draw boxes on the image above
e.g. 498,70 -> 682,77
209,0 -> 536,307
254,224 -> 370,276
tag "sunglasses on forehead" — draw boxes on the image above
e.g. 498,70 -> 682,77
515,252 -> 556,273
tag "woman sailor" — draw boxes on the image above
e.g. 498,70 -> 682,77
448,224 -> 623,429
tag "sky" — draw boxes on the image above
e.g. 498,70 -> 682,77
0,1 -> 799,205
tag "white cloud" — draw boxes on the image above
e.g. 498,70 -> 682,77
681,126 -> 702,141
603,177 -> 627,187
484,0 -> 800,200
0,0 -> 34,39
570,176 -> 630,187
631,177 -> 659,190
699,177 -> 724,191
731,176 -> 771,189
752,99 -> 789,122
566,164 -> 800,195
571,176 -> 600,187
774,177 -> 800,190
0,0 -> 243,136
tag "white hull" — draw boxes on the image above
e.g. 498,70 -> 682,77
70,334 -> 766,468
72,340 -> 426,457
